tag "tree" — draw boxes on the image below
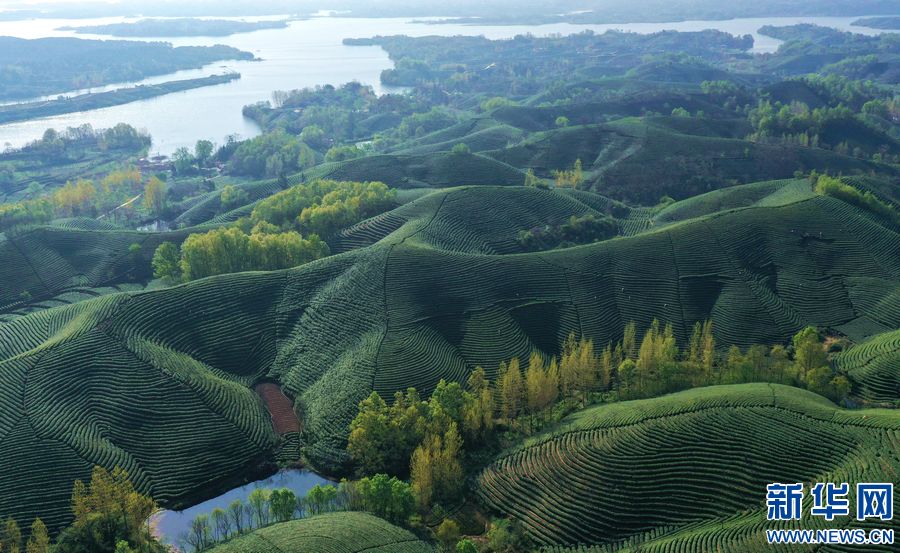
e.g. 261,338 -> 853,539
59,466 -> 162,553
524,168 -> 546,189
700,320 -> 716,376
195,140 -> 214,167
186,514 -> 211,552
210,508 -> 228,543
687,321 -> 702,364
247,488 -> 270,528
525,352 -> 557,417
348,391 -> 391,474
456,539 -> 478,553
451,143 -> 470,155
25,519 -> 49,553
220,184 -> 249,212
152,242 -> 182,282
227,499 -> 246,535
623,321 -> 637,360
173,147 -> 195,175
463,367 -> 494,442
435,519 -> 460,552
2,518 -> 21,553
430,380 -> 467,423
793,326 -> 826,377
269,488 -> 297,523
555,116 -> 570,127
143,176 -> 167,217
410,436 -> 435,511
497,358 -> 523,421
411,423 -> 464,511
485,518 -> 526,553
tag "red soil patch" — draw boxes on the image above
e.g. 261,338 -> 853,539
255,383 -> 301,434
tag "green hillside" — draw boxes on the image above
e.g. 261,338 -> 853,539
0,224 -> 193,310
834,329 -> 900,405
477,384 -> 900,549
0,182 -> 896,532
298,152 -> 525,189
207,512 -> 434,553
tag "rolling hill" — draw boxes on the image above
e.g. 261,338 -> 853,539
0,180 -> 896,532
476,384 -> 900,550
206,512 -> 434,553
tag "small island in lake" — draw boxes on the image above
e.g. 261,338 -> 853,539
0,73 -> 241,125
59,18 -> 291,37
851,16 -> 900,30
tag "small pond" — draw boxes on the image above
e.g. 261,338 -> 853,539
151,468 -> 332,545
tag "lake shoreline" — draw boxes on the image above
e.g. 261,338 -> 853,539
0,73 -> 242,125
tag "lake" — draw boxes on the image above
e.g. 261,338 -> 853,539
151,468 -> 332,545
0,14 -> 894,154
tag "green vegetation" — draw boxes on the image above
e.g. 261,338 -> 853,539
177,226 -> 327,280
0,37 -> 252,101
0,19 -> 897,553
0,124 -> 149,206
60,18 -> 290,37
206,512 -> 433,553
477,384 -> 899,548
813,173 -> 899,225
835,329 -> 900,405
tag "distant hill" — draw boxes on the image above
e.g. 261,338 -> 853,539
59,18 -> 290,37
0,37 -> 253,100
852,16 -> 900,30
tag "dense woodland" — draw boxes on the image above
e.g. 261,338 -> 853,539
0,37 -> 253,100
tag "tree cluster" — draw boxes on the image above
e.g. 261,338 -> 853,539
516,213 -> 618,252
180,476 -> 415,553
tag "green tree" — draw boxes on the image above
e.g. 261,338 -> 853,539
555,116 -> 570,127
247,488 -> 270,528
435,519 -> 460,552
269,488 -> 297,523
2,518 -> 22,553
456,539 -> 478,553
143,176 -> 167,217
497,358 -> 523,421
195,140 -> 214,167
25,519 -> 49,553
451,143 -> 470,155
210,508 -> 228,543
152,242 -> 182,282
227,499 -> 246,535
172,147 -> 195,175
793,326 -> 826,377
57,466 -> 164,553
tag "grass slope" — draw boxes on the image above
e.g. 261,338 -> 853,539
477,384 -> 900,550
0,186 -> 896,531
207,512 -> 434,553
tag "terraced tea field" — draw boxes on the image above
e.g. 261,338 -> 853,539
477,384 -> 900,549
0,180 -> 897,533
835,329 -> 900,404
207,512 -> 434,552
